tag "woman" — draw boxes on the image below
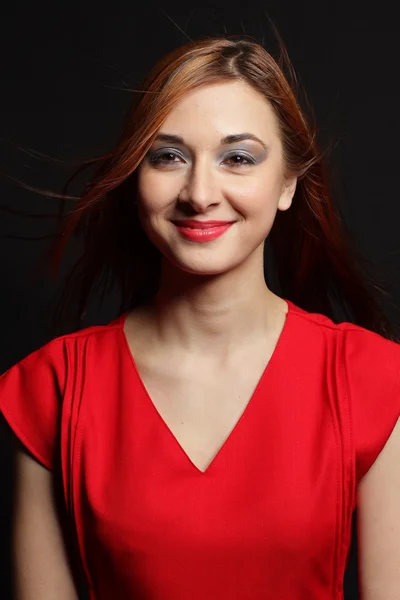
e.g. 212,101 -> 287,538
1,36 -> 399,599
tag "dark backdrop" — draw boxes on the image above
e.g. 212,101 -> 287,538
1,1 -> 400,598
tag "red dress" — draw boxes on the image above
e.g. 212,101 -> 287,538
1,299 -> 400,599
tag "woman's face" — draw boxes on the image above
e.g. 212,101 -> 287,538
136,80 -> 297,276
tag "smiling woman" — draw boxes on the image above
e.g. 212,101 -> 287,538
1,35 -> 400,600
135,80 -> 295,276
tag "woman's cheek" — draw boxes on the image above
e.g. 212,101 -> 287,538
138,172 -> 183,213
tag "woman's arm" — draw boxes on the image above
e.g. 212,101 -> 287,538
357,417 -> 400,600
13,444 -> 80,600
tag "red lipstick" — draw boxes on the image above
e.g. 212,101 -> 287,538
171,219 -> 235,242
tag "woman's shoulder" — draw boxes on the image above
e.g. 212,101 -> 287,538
41,312 -> 127,354
0,312 -> 129,469
287,300 -> 400,482
0,312 -> 127,387
287,298 -> 400,397
288,298 -> 400,353
55,312 -> 127,345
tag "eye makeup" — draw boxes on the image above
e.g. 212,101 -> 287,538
148,148 -> 187,165
146,144 -> 267,168
219,145 -> 267,164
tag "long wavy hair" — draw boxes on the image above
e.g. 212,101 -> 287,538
29,35 -> 399,341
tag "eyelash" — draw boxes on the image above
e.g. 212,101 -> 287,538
149,150 -> 256,168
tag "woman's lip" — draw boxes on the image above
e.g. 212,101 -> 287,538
171,220 -> 235,229
172,222 -> 234,242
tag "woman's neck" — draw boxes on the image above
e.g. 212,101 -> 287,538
146,259 -> 286,356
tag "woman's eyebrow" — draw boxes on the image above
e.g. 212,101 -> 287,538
154,133 -> 269,151
221,133 -> 269,151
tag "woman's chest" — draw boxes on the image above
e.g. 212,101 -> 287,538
75,358 -> 341,544
64,344 -> 353,598
128,354 -> 275,473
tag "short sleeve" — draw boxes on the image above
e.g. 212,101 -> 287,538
0,338 -> 67,470
344,327 -> 400,483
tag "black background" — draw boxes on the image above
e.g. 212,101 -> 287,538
1,1 -> 400,597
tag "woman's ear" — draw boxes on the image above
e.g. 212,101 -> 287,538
277,176 -> 297,212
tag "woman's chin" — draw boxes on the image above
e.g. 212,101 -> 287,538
164,254 -> 243,278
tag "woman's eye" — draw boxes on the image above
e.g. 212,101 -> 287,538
148,150 -> 256,168
149,151 -> 183,166
223,154 -> 256,167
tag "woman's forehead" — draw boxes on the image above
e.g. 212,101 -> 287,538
159,81 -> 280,143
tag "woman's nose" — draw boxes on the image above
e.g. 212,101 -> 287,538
178,161 -> 221,211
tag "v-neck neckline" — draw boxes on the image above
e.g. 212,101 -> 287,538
118,299 -> 293,476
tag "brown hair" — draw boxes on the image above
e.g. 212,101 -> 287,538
37,35 -> 398,340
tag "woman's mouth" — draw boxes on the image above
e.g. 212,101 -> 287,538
171,220 -> 235,243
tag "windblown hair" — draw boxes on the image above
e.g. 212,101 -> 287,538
42,35 -> 398,341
